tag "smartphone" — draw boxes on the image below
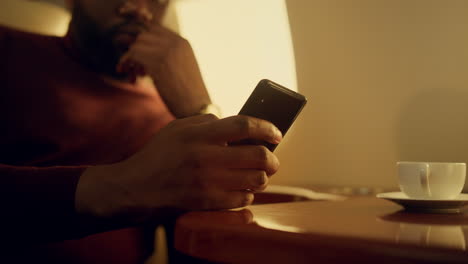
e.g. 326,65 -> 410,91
235,79 -> 307,151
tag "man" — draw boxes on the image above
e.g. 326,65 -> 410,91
0,0 -> 281,249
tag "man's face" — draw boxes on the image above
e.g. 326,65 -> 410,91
70,0 -> 168,71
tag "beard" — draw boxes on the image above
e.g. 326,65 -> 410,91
69,3 -> 131,78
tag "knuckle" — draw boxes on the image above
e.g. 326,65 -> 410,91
183,148 -> 204,168
176,36 -> 190,47
256,183 -> 268,192
250,171 -> 268,188
203,113 -> 219,121
172,36 -> 191,51
235,116 -> 255,136
255,146 -> 270,167
269,154 -> 280,175
240,192 -> 254,207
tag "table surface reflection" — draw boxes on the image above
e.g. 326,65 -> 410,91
174,197 -> 468,264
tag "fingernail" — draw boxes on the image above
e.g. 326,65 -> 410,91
273,128 -> 283,144
258,174 -> 268,186
246,193 -> 255,205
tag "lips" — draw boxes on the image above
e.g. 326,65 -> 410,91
111,23 -> 148,48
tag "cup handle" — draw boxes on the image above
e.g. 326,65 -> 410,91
419,165 -> 432,198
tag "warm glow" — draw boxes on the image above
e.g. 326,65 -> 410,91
173,0 -> 297,117
0,0 -> 70,36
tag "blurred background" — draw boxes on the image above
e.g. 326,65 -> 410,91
2,0 -> 468,193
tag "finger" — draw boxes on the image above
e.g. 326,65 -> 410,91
117,52 -> 132,72
196,190 -> 255,210
117,45 -> 163,75
133,32 -> 171,47
163,114 -> 219,135
117,56 -> 138,74
127,41 -> 167,57
116,58 -> 128,73
208,209 -> 254,225
188,145 -> 280,176
148,23 -> 178,36
201,169 -> 269,192
116,59 -> 139,81
179,113 -> 219,125
195,115 -> 282,145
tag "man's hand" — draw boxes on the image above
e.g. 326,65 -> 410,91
76,115 -> 282,223
117,25 -> 211,118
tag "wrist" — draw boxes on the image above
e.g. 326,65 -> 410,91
76,163 -> 130,219
197,103 -> 222,117
75,160 -> 169,225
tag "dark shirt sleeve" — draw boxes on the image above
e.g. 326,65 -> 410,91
0,25 -> 5,48
0,26 -> 121,244
0,25 -> 169,247
0,26 -> 6,70
0,164 -> 89,244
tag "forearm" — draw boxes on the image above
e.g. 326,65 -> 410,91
151,40 -> 212,118
0,164 -> 85,243
0,164 -> 129,244
118,26 -> 214,118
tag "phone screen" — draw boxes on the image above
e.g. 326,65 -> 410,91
236,79 -> 307,151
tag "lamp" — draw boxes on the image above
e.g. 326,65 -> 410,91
170,0 -> 297,117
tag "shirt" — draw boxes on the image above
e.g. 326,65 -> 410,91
0,24 -> 175,254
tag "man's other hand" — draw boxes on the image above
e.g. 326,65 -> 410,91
116,25 -> 211,118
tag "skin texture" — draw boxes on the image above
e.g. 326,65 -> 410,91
77,115 -> 282,223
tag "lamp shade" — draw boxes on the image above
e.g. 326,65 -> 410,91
172,0 -> 297,117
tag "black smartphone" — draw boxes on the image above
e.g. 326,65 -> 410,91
235,79 -> 307,151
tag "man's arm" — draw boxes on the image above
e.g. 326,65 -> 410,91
0,115 -> 281,245
0,25 -> 7,45
151,36 -> 213,118
0,164 -> 88,243
118,26 -> 213,118
0,25 -> 9,70
0,27 -> 89,243
0,163 -> 152,245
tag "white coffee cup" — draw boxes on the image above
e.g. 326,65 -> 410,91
397,162 -> 466,200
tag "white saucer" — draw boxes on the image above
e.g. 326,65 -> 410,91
376,192 -> 468,214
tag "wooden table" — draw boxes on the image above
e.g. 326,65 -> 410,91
174,196 -> 468,264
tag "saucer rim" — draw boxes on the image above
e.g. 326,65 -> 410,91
376,192 -> 468,202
